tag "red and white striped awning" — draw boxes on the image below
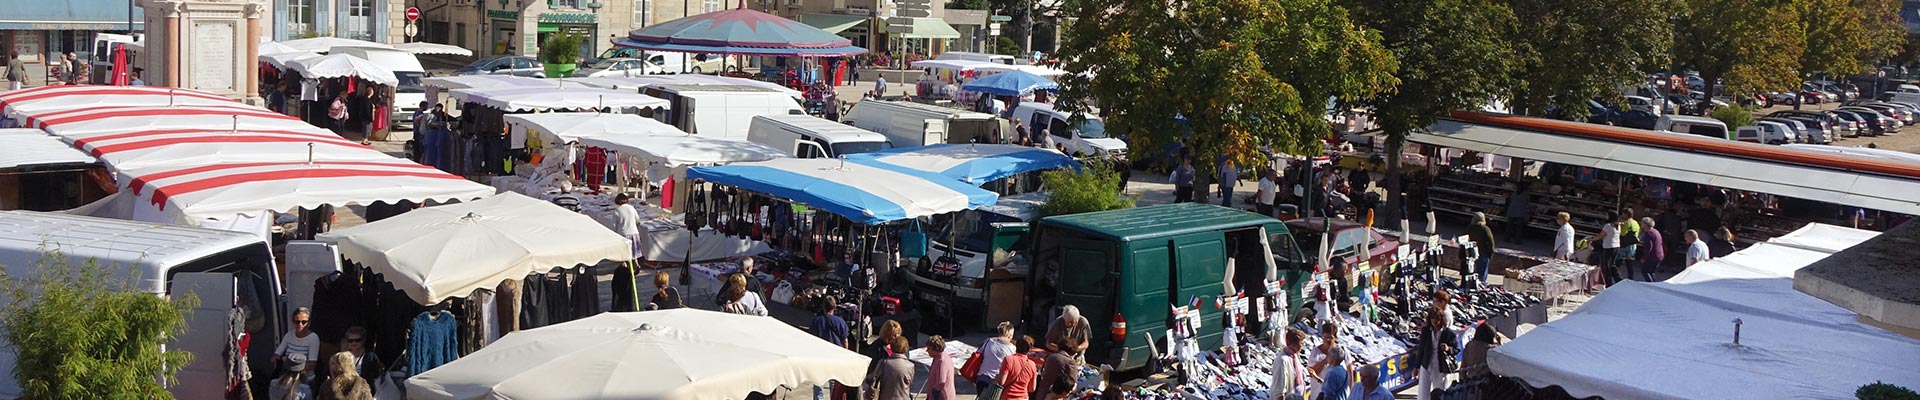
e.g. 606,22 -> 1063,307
0,85 -> 236,120
29,104 -> 307,136
72,127 -> 394,170
119,160 -> 494,221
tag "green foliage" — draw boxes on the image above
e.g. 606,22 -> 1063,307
1852,0 -> 1908,66
947,0 -> 991,9
1710,105 -> 1758,129
1798,0 -> 1874,76
1344,0 -> 1516,142
0,250 -> 197,398
540,33 -> 582,65
1673,0 -> 1804,100
994,37 -> 1023,55
1858,382 -> 1920,400
1505,0 -> 1674,119
1039,160 -> 1137,217
1053,0 -> 1398,172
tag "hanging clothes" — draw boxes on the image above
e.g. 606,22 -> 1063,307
309,270 -> 364,344
496,279 -> 522,335
569,266 -> 600,319
611,263 -> 639,313
372,278 -> 421,366
408,310 -> 459,375
460,289 -> 494,355
543,270 -> 573,324
520,275 -> 548,329
584,147 -> 608,191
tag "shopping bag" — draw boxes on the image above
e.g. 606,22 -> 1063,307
901,219 -> 929,259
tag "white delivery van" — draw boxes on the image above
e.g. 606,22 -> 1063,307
1655,114 -> 1731,140
1011,102 -> 1129,159
842,100 -> 1010,148
913,191 -> 1048,331
640,85 -> 804,139
747,114 -> 891,158
936,51 -> 1018,65
88,33 -> 142,84
0,211 -> 283,399
334,47 -> 429,130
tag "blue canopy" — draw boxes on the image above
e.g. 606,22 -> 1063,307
846,144 -> 1082,185
686,158 -> 998,224
962,71 -> 1059,96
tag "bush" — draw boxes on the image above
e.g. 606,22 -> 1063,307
0,250 -> 197,398
1859,382 -> 1920,400
540,33 -> 582,66
995,37 -> 1023,56
1710,105 -> 1757,131
1039,159 -> 1137,217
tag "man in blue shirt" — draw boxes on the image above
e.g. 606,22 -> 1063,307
1356,364 -> 1392,400
809,300 -> 850,400
1320,347 -> 1351,400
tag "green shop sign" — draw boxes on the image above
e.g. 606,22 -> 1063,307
538,13 -> 598,24
488,10 -> 520,20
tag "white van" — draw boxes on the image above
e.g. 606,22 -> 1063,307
0,211 -> 283,399
913,191 -> 1047,328
935,51 -> 1017,65
1011,102 -> 1128,159
1655,114 -> 1730,140
88,33 -> 141,84
747,115 -> 891,158
842,100 -> 1009,148
334,47 -> 429,129
595,48 -> 725,74
639,85 -> 804,139
1624,95 -> 1663,115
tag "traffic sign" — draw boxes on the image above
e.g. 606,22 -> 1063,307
405,7 -> 421,21
405,23 -> 419,38
989,15 -> 1012,22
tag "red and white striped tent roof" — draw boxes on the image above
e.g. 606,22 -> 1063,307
119,160 -> 494,221
29,104 -> 306,136
72,127 -> 395,170
0,85 -> 236,120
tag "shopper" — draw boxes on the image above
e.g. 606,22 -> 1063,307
810,300 -> 851,400
1466,212 -> 1497,287
1256,169 -> 1279,217
1413,296 -> 1455,400
5,51 -> 23,90
1034,345 -> 1078,400
867,320 -> 904,361
614,194 -> 643,260
995,335 -> 1040,400
649,272 -> 684,309
863,336 -> 914,400
1709,226 -> 1737,258
720,274 -> 769,316
974,322 -> 1018,400
923,336 -> 957,400
1637,217 -> 1665,282
1618,209 -> 1642,266
1589,211 -> 1623,286
328,92 -> 350,135
1685,229 -> 1711,267
340,327 -> 384,386
1552,212 -> 1576,260
1460,323 -> 1507,380
1269,329 -> 1309,400
1504,187 -> 1531,245
275,307 -> 320,375
1318,347 -> 1352,400
1046,305 -> 1091,362
1307,321 -> 1340,384
318,352 -> 373,400
1171,157 -> 1196,203
268,354 -> 311,400
741,257 -> 765,294
1357,364 -> 1391,400
1219,158 -> 1239,207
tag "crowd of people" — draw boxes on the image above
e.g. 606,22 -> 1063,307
267,308 -> 380,400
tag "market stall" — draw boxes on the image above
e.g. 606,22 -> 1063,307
0,85 -> 237,122
560,74 -> 805,98
447,86 -> 672,113
391,42 -> 474,57
68,125 -> 393,170
406,309 -> 871,400
1488,223 -> 1920,399
844,143 -> 1079,185
429,86 -> 672,178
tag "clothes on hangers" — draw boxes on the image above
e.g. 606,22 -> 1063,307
611,263 -> 639,313
408,310 -> 459,375
459,289 -> 494,355
543,269 -> 572,324
496,279 -> 522,335
569,267 -> 600,319
520,275 -> 547,329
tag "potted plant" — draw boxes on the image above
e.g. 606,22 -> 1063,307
541,33 -> 581,78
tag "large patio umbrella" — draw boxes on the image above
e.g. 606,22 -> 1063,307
279,37 -> 393,52
405,309 -> 871,400
612,8 -> 866,57
962,70 -> 1059,96
287,53 -> 400,86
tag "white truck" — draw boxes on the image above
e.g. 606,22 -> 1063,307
746,114 -> 892,158
912,192 -> 1047,333
88,32 -> 142,84
0,211 -> 284,399
842,100 -> 1009,148
639,84 -> 805,139
1011,102 -> 1129,159
332,47 -> 429,130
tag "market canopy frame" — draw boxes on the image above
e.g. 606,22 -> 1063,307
961,70 -> 1059,96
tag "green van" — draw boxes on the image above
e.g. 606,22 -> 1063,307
1024,203 -> 1311,372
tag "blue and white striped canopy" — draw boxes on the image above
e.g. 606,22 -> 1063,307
686,158 -> 998,224
846,144 -> 1082,185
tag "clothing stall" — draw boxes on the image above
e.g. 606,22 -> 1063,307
429,85 -> 672,178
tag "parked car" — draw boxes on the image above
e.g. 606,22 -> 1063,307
1855,104 -> 1911,125
1549,99 -> 1615,124
1612,109 -> 1660,130
1835,109 -> 1890,136
1840,106 -> 1903,133
1623,95 -> 1663,115
1755,120 -> 1799,143
572,57 -> 650,78
578,47 -> 642,68
1759,117 -> 1827,144
455,56 -> 545,78
1768,91 -> 1801,106
1780,115 -> 1836,141
1284,218 -> 1400,269
1827,110 -> 1871,136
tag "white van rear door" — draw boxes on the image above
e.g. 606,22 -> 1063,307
167,273 -> 236,400
923,119 -> 947,148
284,241 -> 341,312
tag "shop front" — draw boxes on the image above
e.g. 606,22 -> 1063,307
536,13 -> 598,62
488,10 -> 521,57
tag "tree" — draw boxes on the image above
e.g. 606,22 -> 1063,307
947,0 -> 991,10
1039,160 -> 1137,217
995,37 -> 1023,55
0,250 -> 196,398
1505,0 -> 1674,119
1052,0 -> 1398,178
1798,0 -> 1875,78
1343,0 -> 1518,224
1852,0 -> 1907,68
1673,0 -> 1803,105
1710,105 -> 1758,129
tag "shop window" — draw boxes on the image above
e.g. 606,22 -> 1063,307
346,0 -> 375,41
288,0 -> 315,35
702,0 -> 721,12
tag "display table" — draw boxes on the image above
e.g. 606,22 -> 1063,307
906,340 -> 977,371
1507,258 -> 1594,305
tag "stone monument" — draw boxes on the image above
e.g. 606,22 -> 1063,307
137,0 -> 268,105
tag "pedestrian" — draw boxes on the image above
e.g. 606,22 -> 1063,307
614,194 -> 643,260
1618,209 -> 1642,266
1465,212 -> 1496,286
1318,347 -> 1351,400
275,307 -> 320,376
268,82 -> 288,114
1504,186 -> 1531,244
1256,169 -> 1279,217
1589,211 -> 1624,286
1708,226 -> 1737,258
60,52 -> 76,83
1356,364 -> 1390,400
1412,296 -> 1454,400
1459,323 -> 1506,380
1045,305 -> 1091,361
649,271 -> 683,309
412,101 -> 431,129
874,76 -> 888,98
318,352 -> 373,400
329,92 -> 350,135
130,68 -> 144,86
740,257 -> 764,294
809,301 -> 849,400
1269,329 -> 1309,400
923,336 -> 957,400
974,322 -> 1018,400
720,274 -> 768,316
1552,212 -> 1576,260
862,336 -> 913,400
1013,119 -> 1030,146
866,320 -> 904,361
1637,217 -> 1665,282
1033,340 -> 1079,400
995,335 -> 1040,400
1684,229 -> 1711,267
5,51 -> 24,90
1219,158 -> 1239,207
339,327 -> 384,387
1307,321 -> 1339,384
268,353 -> 311,400
1171,157 -> 1196,203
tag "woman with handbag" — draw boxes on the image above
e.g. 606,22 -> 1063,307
1413,295 -> 1456,400
970,323 -> 1018,400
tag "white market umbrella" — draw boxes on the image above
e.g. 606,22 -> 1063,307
422,75 -> 551,90
317,193 -> 632,304
405,309 -> 872,400
279,37 -> 393,52
261,51 -> 321,69
391,42 -> 474,57
287,53 -> 400,86
578,132 -> 788,167
259,41 -> 302,55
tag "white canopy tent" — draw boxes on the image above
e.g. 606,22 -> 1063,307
559,75 -> 804,98
406,309 -> 871,400
976,64 -> 1069,77
279,37 -> 392,52
287,53 -> 400,86
0,86 -> 237,121
29,104 -> 311,137
258,41 -> 302,56
1489,223 -> 1920,399
503,112 -> 686,146
576,132 -> 787,167
449,87 -> 671,112
387,42 -> 474,57
0,129 -> 95,169
261,51 -> 321,69
422,75 -> 552,91
317,193 -> 633,304
70,127 -> 394,170
910,59 -> 1001,72
113,159 -> 495,223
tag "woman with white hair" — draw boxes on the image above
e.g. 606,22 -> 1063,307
1318,346 -> 1352,400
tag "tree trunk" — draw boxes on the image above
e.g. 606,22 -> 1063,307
1382,137 -> 1405,231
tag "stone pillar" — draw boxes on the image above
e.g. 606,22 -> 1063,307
245,2 -> 263,102
140,0 -> 270,104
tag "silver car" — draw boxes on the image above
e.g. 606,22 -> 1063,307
456,56 -> 546,78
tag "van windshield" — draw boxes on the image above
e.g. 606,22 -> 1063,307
1075,119 -> 1108,138
395,72 -> 425,93
939,210 -> 1023,253
831,141 -> 890,156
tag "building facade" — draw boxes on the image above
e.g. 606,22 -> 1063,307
271,0 -> 397,42
1,0 -> 144,85
415,0 -> 681,60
